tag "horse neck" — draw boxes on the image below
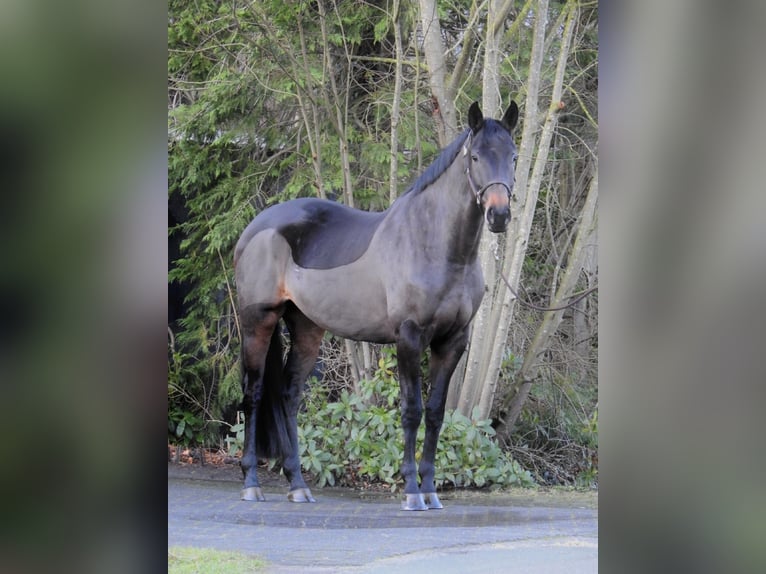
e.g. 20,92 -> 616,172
400,153 -> 484,264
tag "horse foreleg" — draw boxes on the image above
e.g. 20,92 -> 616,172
419,328 -> 470,509
282,308 -> 324,503
396,320 -> 427,511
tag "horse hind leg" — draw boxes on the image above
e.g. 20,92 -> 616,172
281,304 -> 325,503
239,304 -> 283,502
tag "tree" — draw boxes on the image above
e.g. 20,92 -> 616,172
418,0 -> 458,145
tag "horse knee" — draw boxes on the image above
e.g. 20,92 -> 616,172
425,407 -> 445,431
401,403 -> 423,430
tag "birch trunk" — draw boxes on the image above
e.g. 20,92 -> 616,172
446,0 -> 507,414
574,220 -> 597,358
418,0 -> 458,145
476,0 -> 576,419
449,0 -> 558,417
389,0 -> 404,205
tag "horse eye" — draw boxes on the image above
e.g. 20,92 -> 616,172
471,154 -> 479,162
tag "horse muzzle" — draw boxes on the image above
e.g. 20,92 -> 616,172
481,183 -> 512,232
486,204 -> 510,232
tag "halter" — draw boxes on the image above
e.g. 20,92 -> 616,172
462,131 -> 512,207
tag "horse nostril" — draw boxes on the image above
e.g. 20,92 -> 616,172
487,206 -> 508,223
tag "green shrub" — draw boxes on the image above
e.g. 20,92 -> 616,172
168,407 -> 205,447
224,412 -> 245,457
296,351 -> 534,490
433,408 -> 534,489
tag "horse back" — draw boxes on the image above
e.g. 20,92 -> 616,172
235,198 -> 385,271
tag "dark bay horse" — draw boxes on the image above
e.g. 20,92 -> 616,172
234,100 -> 519,510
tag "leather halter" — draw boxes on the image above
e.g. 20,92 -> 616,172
462,132 -> 512,207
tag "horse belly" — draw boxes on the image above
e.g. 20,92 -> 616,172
285,263 -> 394,343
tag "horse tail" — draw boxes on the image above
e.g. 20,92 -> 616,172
254,325 -> 293,460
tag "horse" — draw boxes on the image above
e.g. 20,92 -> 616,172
233,100 -> 519,510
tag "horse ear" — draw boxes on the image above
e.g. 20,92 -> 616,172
468,101 -> 484,133
501,100 -> 519,133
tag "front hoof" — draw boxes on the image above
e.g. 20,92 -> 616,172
423,492 -> 443,509
401,493 -> 427,511
241,486 -> 265,501
287,488 -> 316,503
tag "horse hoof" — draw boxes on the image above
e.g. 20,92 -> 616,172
423,492 -> 443,509
287,488 -> 316,503
241,487 -> 265,501
401,493 -> 428,511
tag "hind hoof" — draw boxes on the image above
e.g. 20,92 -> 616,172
241,487 -> 265,501
423,492 -> 443,509
287,488 -> 316,503
401,493 -> 427,511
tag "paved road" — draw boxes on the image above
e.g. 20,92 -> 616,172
168,472 -> 597,573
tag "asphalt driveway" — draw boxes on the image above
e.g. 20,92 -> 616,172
168,463 -> 597,573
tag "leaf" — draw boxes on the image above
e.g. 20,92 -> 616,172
373,18 -> 389,42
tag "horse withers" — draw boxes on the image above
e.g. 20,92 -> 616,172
234,100 -> 519,510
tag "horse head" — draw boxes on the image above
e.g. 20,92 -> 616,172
464,101 -> 519,233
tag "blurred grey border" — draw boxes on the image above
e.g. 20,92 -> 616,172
601,0 -> 766,572
0,1 -> 167,572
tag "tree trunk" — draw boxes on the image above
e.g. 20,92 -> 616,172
574,218 -> 597,359
295,17 -> 325,199
389,0 -> 404,205
317,0 -> 354,207
418,0 -> 458,145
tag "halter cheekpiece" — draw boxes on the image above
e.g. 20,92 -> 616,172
462,131 -> 512,207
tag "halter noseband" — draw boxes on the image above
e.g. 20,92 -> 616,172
462,132 -> 512,207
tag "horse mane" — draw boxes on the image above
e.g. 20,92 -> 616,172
403,129 -> 471,196
403,119 -> 512,197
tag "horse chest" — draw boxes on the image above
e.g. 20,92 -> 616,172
395,266 -> 483,332
433,283 -> 482,329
